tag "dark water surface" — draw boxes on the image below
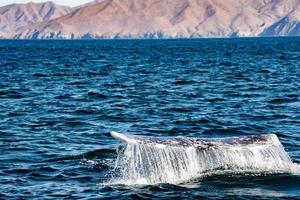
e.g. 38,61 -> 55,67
0,38 -> 300,199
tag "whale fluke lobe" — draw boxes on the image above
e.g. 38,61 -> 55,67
110,132 -> 299,185
110,131 -> 137,144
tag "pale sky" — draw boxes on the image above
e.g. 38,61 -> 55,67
0,0 -> 93,7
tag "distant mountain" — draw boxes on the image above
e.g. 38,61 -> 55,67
1,0 -> 299,39
0,1 -> 71,38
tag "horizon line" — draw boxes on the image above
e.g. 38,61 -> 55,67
1,36 -> 299,41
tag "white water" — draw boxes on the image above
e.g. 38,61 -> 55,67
110,134 -> 299,185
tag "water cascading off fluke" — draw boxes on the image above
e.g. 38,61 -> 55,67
110,131 -> 299,185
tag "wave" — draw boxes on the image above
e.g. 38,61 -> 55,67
108,132 -> 299,185
87,91 -> 108,99
44,148 -> 116,163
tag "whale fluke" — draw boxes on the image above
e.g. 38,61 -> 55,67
110,131 -> 280,149
110,132 -> 298,185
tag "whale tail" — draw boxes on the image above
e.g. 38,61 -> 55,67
110,132 -> 298,185
110,131 -> 280,148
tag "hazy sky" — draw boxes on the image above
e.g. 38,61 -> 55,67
0,0 -> 93,7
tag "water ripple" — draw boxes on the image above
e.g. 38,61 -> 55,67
0,38 -> 299,198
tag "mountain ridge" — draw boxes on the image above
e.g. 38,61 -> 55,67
0,1 -> 71,38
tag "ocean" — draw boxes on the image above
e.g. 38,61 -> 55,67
0,38 -> 299,199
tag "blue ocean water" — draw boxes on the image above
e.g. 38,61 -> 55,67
0,38 -> 300,199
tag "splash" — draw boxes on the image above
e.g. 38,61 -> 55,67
109,132 -> 299,185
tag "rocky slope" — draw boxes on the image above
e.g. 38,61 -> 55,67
1,0 -> 299,39
0,1 -> 71,38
